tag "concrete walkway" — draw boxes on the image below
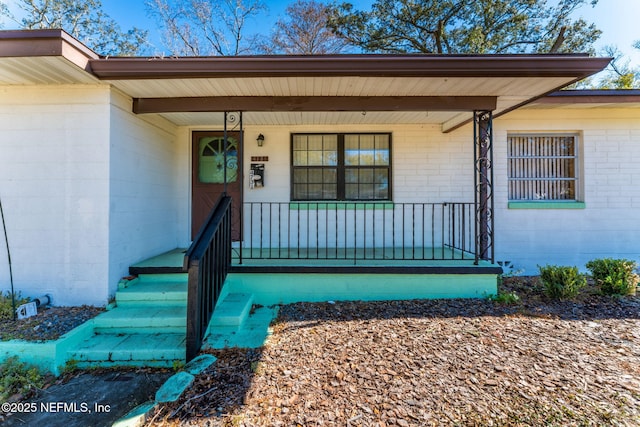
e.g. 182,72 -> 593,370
2,354 -> 219,427
2,370 -> 171,427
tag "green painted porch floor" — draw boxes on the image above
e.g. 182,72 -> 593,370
130,246 -> 486,269
130,248 -> 186,269
237,246 -> 481,266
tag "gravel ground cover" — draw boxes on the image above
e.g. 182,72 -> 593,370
147,277 -> 640,426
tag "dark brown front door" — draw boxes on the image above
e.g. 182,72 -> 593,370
191,131 -> 242,239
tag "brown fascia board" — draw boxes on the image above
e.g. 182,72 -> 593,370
0,29 -> 98,59
0,29 -> 99,73
540,89 -> 640,104
1,30 -> 611,81
90,54 -> 611,80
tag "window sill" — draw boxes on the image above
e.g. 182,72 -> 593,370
289,202 -> 394,210
508,201 -> 586,210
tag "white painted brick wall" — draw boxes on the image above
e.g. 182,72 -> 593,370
239,123 -> 473,205
0,86 -> 182,306
494,107 -> 640,274
0,85 -> 111,306
107,90 -> 181,297
238,123 -> 474,248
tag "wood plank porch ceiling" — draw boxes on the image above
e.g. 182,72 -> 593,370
91,54 -> 609,130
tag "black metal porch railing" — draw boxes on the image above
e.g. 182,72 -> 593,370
184,195 -> 233,361
240,202 -> 476,262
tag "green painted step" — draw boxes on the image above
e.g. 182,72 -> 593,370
136,273 -> 188,283
211,293 -> 254,328
116,280 -> 187,306
119,273 -> 188,288
129,248 -> 186,270
206,305 -> 278,349
93,306 -> 186,334
68,333 -> 186,364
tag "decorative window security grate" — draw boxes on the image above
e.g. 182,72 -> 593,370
508,134 -> 578,201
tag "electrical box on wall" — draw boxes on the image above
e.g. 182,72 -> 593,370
250,163 -> 265,189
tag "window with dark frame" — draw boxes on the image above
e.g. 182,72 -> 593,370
292,133 -> 391,201
507,133 -> 579,201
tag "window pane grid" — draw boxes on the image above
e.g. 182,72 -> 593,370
345,134 -> 390,166
344,167 -> 388,200
292,133 -> 391,201
293,134 -> 337,166
293,166 -> 337,200
508,135 -> 578,201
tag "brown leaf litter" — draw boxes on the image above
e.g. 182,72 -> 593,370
0,305 -> 104,341
147,277 -> 640,426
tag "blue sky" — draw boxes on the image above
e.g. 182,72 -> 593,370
108,0 -> 639,66
3,0 -> 639,66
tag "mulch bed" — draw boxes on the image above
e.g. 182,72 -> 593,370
147,277 -> 640,426
0,305 -> 104,341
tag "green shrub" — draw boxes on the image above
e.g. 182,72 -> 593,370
0,291 -> 29,321
538,265 -> 586,300
487,291 -> 521,305
0,356 -> 45,401
586,258 -> 639,296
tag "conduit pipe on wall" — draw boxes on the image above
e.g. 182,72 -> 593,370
34,295 -> 51,307
0,195 -> 15,320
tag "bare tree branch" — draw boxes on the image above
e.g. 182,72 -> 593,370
263,0 -> 350,55
549,26 -> 567,53
147,0 -> 266,56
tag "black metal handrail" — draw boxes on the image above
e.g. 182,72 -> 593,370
184,195 -> 233,361
241,202 -> 475,262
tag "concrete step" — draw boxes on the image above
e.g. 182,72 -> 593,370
136,273 -> 188,283
206,305 -> 278,349
210,293 -> 254,328
93,306 -> 186,334
68,333 -> 186,366
115,279 -> 187,307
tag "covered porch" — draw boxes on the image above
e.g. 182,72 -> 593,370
0,31 -> 614,369
91,53 -> 608,359
89,53 -> 610,271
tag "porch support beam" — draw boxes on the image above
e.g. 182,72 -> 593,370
132,96 -> 497,114
473,110 -> 494,264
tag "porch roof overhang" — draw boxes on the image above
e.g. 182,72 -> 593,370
528,89 -> 640,109
0,29 -> 612,132
0,29 -> 100,84
92,54 -> 610,132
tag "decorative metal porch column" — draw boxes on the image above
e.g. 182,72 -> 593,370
222,111 -> 243,194
223,111 -> 244,263
473,111 -> 495,264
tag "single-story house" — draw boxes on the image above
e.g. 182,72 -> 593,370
1,29 -> 638,311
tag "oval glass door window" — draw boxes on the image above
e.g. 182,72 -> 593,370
198,136 -> 238,183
